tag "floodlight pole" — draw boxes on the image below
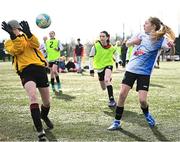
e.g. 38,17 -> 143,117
123,23 -> 125,41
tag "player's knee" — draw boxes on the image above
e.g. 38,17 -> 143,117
104,79 -> 111,86
29,95 -> 38,103
52,70 -> 56,74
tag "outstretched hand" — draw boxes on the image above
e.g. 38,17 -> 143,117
19,21 -> 32,38
1,21 -> 16,40
2,21 -> 12,34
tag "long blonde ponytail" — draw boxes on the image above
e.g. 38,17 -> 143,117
149,17 -> 175,41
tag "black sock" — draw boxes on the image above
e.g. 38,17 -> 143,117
51,78 -> 55,86
115,106 -> 124,120
30,103 -> 43,132
107,85 -> 114,101
41,105 -> 50,119
55,76 -> 60,84
141,106 -> 149,115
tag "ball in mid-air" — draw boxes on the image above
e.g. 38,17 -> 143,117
36,13 -> 51,29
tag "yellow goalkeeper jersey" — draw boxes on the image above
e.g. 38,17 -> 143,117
4,34 -> 47,73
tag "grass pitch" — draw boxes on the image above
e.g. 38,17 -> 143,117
0,61 -> 180,141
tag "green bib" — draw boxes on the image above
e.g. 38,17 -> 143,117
114,45 -> 121,55
93,42 -> 115,69
46,39 -> 60,61
127,46 -> 133,60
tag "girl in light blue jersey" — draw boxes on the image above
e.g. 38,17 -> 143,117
108,17 -> 175,130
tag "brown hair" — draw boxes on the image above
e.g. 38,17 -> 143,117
149,17 -> 175,41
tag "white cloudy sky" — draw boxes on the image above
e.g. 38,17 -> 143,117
0,0 -> 179,43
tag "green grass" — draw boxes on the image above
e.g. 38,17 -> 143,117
0,61 -> 180,141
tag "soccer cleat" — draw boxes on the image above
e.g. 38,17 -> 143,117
107,120 -> 121,130
108,100 -> 116,108
38,130 -> 48,141
58,89 -> 63,95
54,89 -> 62,96
54,90 -> 59,96
41,116 -> 54,129
145,113 -> 155,128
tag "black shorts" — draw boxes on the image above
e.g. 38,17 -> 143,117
19,64 -> 49,87
48,61 -> 59,68
98,66 -> 113,81
122,71 -> 150,91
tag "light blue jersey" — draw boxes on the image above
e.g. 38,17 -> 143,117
126,33 -> 165,75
